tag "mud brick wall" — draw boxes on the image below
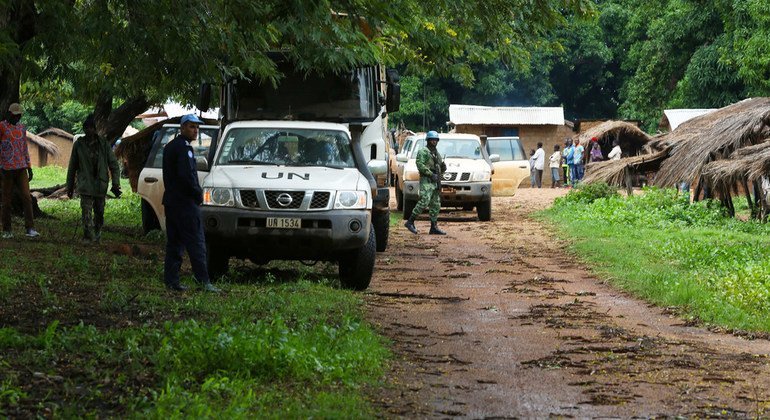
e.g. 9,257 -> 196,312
43,134 -> 73,168
455,124 -> 576,188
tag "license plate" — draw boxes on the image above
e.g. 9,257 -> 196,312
266,217 -> 301,229
441,187 -> 455,193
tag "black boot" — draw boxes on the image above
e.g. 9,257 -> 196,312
429,221 -> 446,235
404,216 -> 418,234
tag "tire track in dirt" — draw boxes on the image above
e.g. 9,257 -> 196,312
366,188 -> 770,418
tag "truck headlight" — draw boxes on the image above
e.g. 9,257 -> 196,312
203,187 -> 235,206
334,190 -> 367,209
471,170 -> 491,181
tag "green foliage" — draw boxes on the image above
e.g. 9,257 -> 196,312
544,187 -> 770,332
556,182 -> 619,204
0,190 -> 390,416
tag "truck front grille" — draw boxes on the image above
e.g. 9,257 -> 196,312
310,192 -> 331,209
443,172 -> 457,181
239,190 -> 260,208
265,191 -> 304,209
460,172 -> 471,181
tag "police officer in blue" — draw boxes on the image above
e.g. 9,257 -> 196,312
162,114 -> 220,292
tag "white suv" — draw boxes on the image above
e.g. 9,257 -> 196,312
396,133 -> 498,221
199,120 -> 383,290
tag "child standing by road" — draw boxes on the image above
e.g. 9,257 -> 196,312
549,144 -> 561,188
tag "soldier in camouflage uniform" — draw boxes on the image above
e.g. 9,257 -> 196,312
66,114 -> 122,243
404,130 -> 447,235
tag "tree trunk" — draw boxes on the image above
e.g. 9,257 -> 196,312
93,90 -> 150,145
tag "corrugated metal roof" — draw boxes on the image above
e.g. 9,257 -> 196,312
449,104 -> 565,126
663,109 -> 717,131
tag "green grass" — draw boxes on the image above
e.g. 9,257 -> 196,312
0,171 -> 390,417
539,186 -> 770,333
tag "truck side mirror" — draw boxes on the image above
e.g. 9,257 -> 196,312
385,69 -> 401,113
367,159 -> 388,176
396,153 -> 408,163
489,154 -> 500,163
198,83 -> 212,112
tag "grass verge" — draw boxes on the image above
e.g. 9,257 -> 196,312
539,185 -> 770,333
1,167 -> 389,417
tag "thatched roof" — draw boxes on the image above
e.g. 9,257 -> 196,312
576,120 -> 652,154
38,127 -> 74,141
27,132 -> 60,157
702,140 -> 770,190
582,147 -> 671,187
653,97 -> 770,187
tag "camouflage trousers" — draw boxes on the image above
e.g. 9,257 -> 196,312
80,195 -> 105,240
412,179 -> 441,222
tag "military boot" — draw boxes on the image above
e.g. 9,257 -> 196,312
93,228 -> 102,244
429,221 -> 446,235
82,226 -> 94,244
404,216 -> 418,234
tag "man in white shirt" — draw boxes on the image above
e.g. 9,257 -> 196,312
532,142 -> 545,188
608,140 -> 622,161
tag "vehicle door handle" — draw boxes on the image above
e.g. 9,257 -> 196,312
518,165 -> 528,169
144,177 -> 158,183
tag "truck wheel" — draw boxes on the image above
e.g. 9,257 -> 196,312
206,242 -> 230,281
141,199 -> 161,234
477,199 -> 492,221
403,198 -> 416,220
395,180 -> 404,211
338,227 -> 376,290
372,209 -> 389,252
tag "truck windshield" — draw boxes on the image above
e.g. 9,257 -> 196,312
413,138 -> 482,159
229,64 -> 380,122
216,128 -> 356,168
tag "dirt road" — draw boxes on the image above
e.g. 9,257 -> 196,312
367,188 -> 770,418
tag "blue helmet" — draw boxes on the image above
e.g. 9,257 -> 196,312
426,130 -> 440,140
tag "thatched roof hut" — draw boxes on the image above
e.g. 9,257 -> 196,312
702,140 -> 770,190
582,147 -> 671,191
653,97 -> 770,187
25,132 -> 60,167
576,120 -> 652,159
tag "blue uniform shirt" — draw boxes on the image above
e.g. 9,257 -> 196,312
162,135 -> 203,207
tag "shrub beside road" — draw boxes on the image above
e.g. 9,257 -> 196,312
542,185 -> 770,333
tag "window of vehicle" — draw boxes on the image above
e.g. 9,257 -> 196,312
487,138 -> 526,161
412,138 -> 482,159
146,127 -> 219,168
216,128 -> 355,168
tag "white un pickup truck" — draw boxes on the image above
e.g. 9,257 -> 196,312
199,120 -> 383,290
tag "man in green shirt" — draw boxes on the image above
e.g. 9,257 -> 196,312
404,130 -> 447,235
66,114 -> 121,243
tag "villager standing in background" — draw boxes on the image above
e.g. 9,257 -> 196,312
533,142 -> 545,188
529,149 -> 536,187
562,138 -> 572,187
0,103 -> 38,238
608,140 -> 622,161
404,130 -> 447,235
572,138 -> 585,186
162,114 -> 220,292
549,144 -> 561,188
66,114 -> 122,244
564,138 -> 575,188
589,137 -> 603,163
